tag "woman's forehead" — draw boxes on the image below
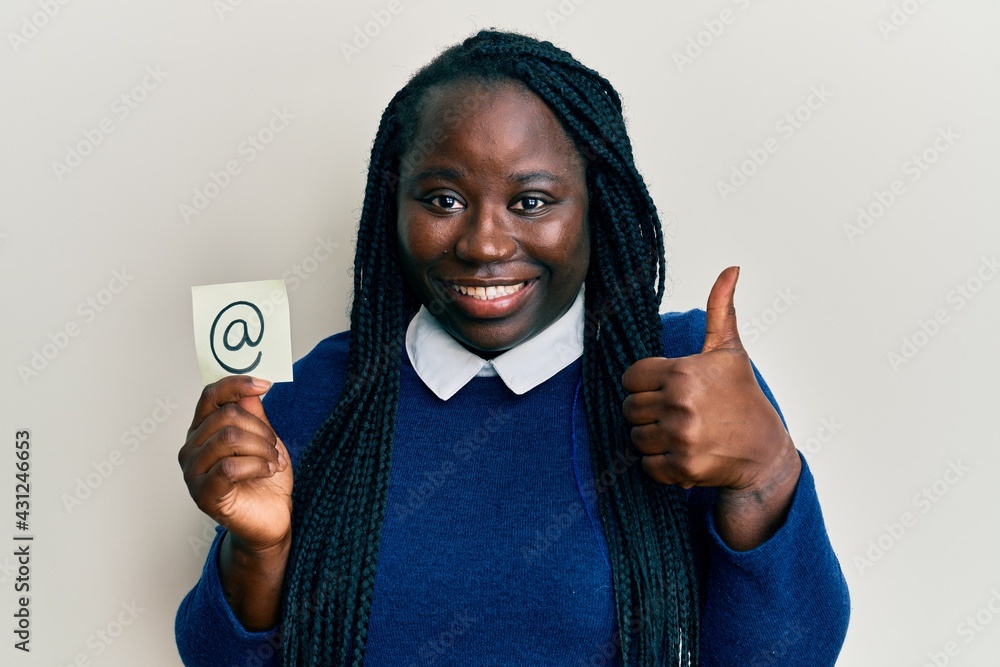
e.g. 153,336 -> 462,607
402,80 -> 584,173
412,79 -> 534,134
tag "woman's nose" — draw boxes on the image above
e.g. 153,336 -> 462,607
454,207 -> 517,264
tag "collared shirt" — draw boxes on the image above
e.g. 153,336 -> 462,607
405,287 -> 585,401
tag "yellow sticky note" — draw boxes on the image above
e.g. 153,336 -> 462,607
191,279 -> 293,385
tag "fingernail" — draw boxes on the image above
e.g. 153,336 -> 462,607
252,377 -> 272,391
267,461 -> 276,474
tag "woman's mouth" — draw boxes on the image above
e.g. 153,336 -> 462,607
449,281 -> 527,301
437,278 -> 536,318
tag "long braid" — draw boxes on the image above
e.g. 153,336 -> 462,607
509,38 -> 698,662
280,91 -> 409,665
280,30 -> 699,666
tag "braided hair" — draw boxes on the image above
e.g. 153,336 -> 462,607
281,30 -> 699,666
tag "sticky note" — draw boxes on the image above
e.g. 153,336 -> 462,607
191,279 -> 293,385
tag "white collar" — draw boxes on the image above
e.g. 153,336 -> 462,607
405,287 -> 585,401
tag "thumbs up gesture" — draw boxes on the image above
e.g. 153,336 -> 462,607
622,267 -> 801,548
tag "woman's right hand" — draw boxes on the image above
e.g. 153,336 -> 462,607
178,375 -> 293,555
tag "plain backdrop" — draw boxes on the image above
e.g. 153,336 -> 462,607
2,1 -> 999,665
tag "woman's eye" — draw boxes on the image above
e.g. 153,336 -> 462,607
423,195 -> 463,210
512,197 -> 546,212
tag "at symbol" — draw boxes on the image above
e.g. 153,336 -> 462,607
210,301 -> 265,374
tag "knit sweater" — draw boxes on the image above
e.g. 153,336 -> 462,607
175,308 -> 850,666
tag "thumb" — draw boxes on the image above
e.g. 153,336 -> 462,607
238,394 -> 274,430
702,266 -> 744,353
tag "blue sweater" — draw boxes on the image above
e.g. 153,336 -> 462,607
175,309 -> 850,666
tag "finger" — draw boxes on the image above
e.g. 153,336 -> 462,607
702,266 -> 744,353
186,428 -> 280,478
622,391 -> 662,426
640,455 -> 697,489
191,402 -> 277,447
190,456 -> 276,507
189,375 -> 272,431
628,422 -> 681,455
180,402 -> 277,468
236,394 -> 275,431
274,437 -> 290,472
628,402 -> 698,452
622,357 -> 669,394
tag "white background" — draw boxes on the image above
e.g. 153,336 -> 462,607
2,1 -> 998,665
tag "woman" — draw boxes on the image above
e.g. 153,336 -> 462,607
176,30 -> 849,666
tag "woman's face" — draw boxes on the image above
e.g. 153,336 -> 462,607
396,80 -> 590,355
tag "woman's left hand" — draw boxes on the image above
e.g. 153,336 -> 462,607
621,266 -> 802,550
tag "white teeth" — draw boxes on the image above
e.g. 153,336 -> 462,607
450,282 -> 527,300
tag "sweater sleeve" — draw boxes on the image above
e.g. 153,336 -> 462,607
688,455 -> 850,666
174,525 -> 282,667
661,309 -> 850,665
173,335 -> 349,665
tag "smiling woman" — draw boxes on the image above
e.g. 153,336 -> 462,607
175,29 -> 849,667
396,81 -> 590,355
